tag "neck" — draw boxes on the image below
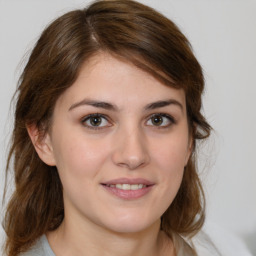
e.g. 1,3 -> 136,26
47,217 -> 174,256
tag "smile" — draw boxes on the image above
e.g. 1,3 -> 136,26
105,184 -> 147,190
101,178 -> 154,200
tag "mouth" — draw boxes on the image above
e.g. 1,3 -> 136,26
101,178 -> 154,200
103,183 -> 149,190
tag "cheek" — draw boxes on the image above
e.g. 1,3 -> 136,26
52,133 -> 109,180
158,149 -> 185,190
150,134 -> 189,196
52,135 -> 111,208
152,135 -> 189,172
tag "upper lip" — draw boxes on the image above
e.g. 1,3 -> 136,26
101,178 -> 154,186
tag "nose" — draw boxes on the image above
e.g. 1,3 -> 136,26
111,127 -> 150,170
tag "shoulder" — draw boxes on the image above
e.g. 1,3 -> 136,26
20,235 -> 55,256
191,222 -> 252,256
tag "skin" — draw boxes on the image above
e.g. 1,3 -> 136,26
29,53 -> 192,256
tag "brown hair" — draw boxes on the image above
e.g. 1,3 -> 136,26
3,0 -> 211,255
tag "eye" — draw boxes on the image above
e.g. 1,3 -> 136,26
81,114 -> 111,129
146,113 -> 175,128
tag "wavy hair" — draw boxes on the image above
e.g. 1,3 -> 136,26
3,0 -> 211,255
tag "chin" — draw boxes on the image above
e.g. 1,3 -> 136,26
111,224 -> 147,234
102,213 -> 159,234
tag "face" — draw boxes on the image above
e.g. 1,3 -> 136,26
35,54 -> 192,234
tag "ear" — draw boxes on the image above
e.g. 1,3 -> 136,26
27,124 -> 56,166
185,136 -> 193,166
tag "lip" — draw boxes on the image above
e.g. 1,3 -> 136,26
101,177 -> 154,186
101,178 -> 155,200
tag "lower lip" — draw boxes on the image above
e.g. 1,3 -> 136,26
101,185 -> 154,200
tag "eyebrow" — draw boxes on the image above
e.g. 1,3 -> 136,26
69,99 -> 118,111
69,98 -> 183,112
144,99 -> 183,111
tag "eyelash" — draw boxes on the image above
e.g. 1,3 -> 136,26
81,113 -> 111,130
81,113 -> 176,130
146,113 -> 176,128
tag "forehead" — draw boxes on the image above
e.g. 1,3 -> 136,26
55,53 -> 186,111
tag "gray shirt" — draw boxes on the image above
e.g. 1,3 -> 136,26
20,229 -> 252,256
21,233 -> 195,256
21,235 -> 55,256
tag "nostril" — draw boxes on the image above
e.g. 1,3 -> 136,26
117,160 -> 146,170
111,134 -> 150,170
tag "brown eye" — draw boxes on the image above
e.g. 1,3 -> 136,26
151,115 -> 163,126
146,113 -> 175,128
89,116 -> 102,126
82,114 -> 110,129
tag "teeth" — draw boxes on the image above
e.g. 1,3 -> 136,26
116,184 -> 123,189
107,184 -> 146,190
131,184 -> 139,190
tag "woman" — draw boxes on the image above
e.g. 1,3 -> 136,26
3,0 -> 213,255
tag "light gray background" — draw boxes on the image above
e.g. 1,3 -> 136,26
1,0 -> 256,255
